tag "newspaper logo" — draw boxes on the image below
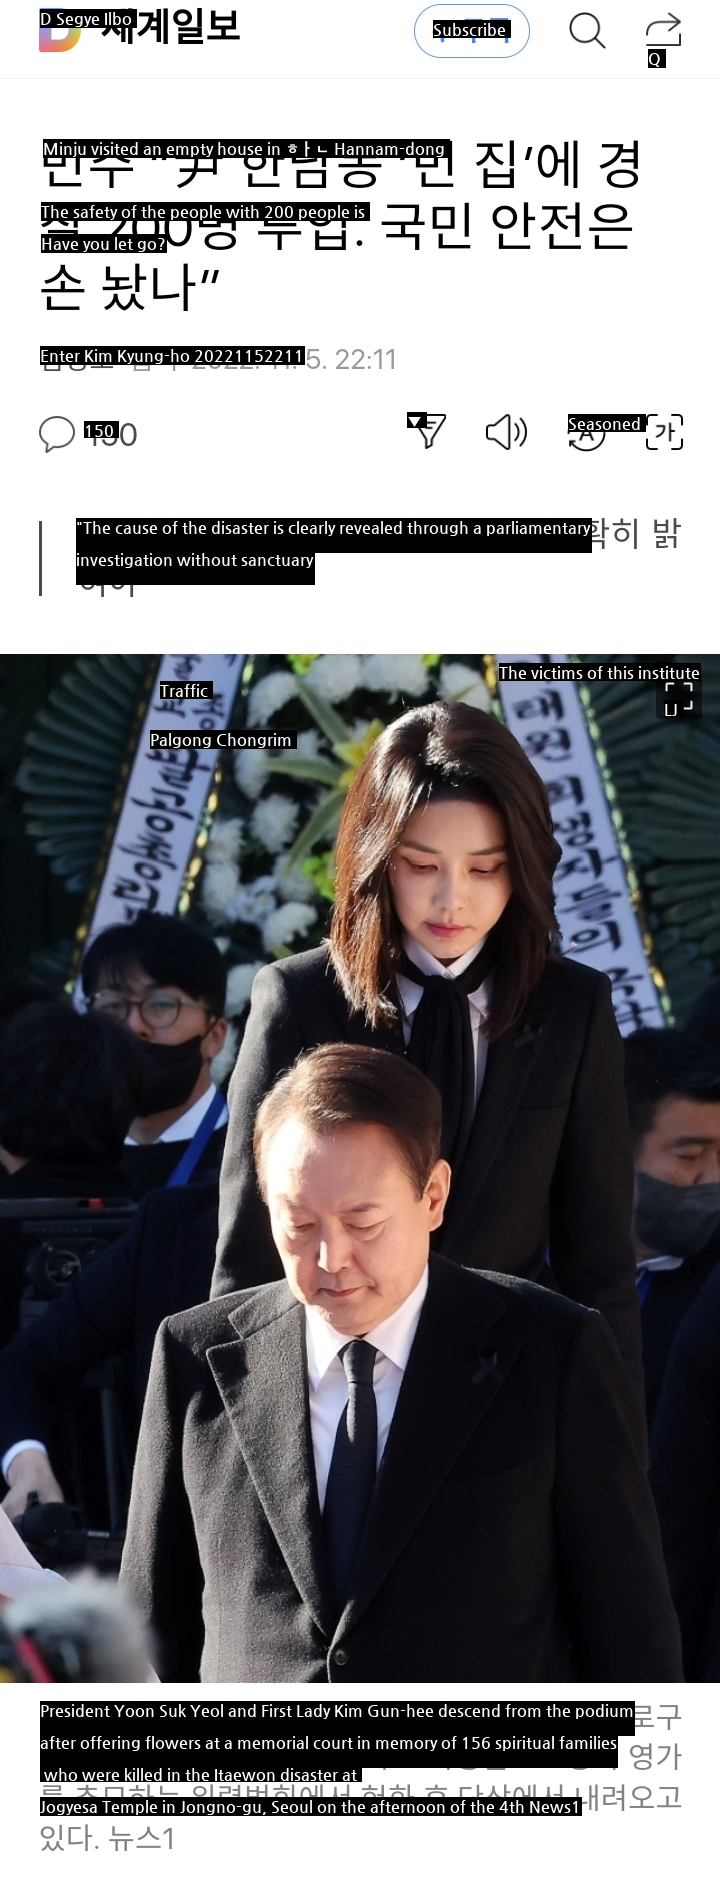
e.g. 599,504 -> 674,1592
39,19 -> 82,50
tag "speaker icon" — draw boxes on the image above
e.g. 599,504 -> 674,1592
485,413 -> 527,450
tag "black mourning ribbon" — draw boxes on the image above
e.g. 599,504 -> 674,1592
323,1340 -> 378,1616
399,936 -> 497,1171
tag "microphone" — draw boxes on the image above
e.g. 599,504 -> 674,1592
1,1570 -> 155,1682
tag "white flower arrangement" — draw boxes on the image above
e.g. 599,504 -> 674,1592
246,669 -> 299,725
250,793 -> 299,854
224,961 -> 266,1016
361,655 -> 428,699
205,816 -> 244,863
261,901 -> 318,953
275,851 -> 319,902
224,874 -> 279,925
296,729 -> 322,759
200,860 -> 241,923
439,663 -> 491,712
306,654 -> 363,701
233,749 -> 268,800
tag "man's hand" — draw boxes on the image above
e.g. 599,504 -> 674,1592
2,1449 -> 65,1521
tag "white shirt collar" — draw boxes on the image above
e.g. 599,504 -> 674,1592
399,934 -> 490,1017
304,1265 -> 429,1389
125,1083 -> 228,1146
636,1253 -> 685,1275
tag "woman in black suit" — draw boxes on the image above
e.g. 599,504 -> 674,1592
213,702 -> 642,1393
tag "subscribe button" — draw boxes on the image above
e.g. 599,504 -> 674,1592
414,5 -> 530,57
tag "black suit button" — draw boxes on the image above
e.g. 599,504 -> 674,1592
332,1648 -> 349,1667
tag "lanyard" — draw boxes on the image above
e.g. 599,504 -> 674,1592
166,1088 -> 226,1189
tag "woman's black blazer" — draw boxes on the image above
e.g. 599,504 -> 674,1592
213,944 -> 641,1389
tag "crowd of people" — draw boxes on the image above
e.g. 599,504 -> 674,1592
1,701 -> 719,1681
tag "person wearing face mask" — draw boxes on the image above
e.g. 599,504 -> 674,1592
213,702 -> 644,1414
623,1028 -> 720,1424
81,914 -> 229,1198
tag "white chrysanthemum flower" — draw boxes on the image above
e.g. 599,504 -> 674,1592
205,816 -> 244,863
262,902 -> 317,953
246,669 -> 298,725
234,749 -> 269,800
296,728 -> 322,759
209,1024 -> 239,1087
438,663 -> 491,712
307,654 -> 363,702
361,654 -> 428,699
250,793 -> 300,855
224,874 -> 278,926
348,718 -> 380,742
224,961 -> 265,1016
275,851 -> 319,903
200,861 -> 240,923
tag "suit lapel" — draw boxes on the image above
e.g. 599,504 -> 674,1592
442,990 -> 556,1242
207,1295 -> 334,1639
338,1263 -> 521,1635
337,1003 -> 405,1056
329,956 -> 555,1233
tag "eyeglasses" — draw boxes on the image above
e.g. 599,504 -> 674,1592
90,993 -> 210,1029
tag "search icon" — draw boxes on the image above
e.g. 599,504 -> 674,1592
569,12 -> 605,46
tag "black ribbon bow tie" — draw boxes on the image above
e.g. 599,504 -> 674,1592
400,936 -> 497,1171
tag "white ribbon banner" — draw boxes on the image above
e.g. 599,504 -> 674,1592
497,655 -> 664,1033
86,652 -> 245,942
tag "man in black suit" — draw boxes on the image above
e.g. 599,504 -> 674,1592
211,945 -> 642,1393
0,1184 -> 217,1523
121,1044 -> 681,1684
624,1029 -> 720,1422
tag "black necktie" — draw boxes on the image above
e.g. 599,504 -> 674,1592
323,1340 -> 378,1614
400,934 -> 497,1171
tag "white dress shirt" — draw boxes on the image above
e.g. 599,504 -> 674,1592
636,1253 -> 685,1276
124,1082 -> 228,1146
395,934 -> 492,1101
304,1268 -> 429,1511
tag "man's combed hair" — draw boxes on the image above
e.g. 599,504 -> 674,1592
81,912 -> 227,1018
624,1026 -> 720,1147
0,1002 -> 145,1164
329,701 -> 560,1038
254,1044 -> 443,1200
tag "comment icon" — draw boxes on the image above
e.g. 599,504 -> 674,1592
39,415 -> 75,453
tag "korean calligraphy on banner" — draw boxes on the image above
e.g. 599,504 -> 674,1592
85,652 -> 244,942
497,655 -> 664,1034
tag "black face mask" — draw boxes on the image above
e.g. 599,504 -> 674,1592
134,1035 -> 206,1116
634,1171 -> 720,1259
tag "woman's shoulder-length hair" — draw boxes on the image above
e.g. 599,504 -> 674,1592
329,701 -> 561,1039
